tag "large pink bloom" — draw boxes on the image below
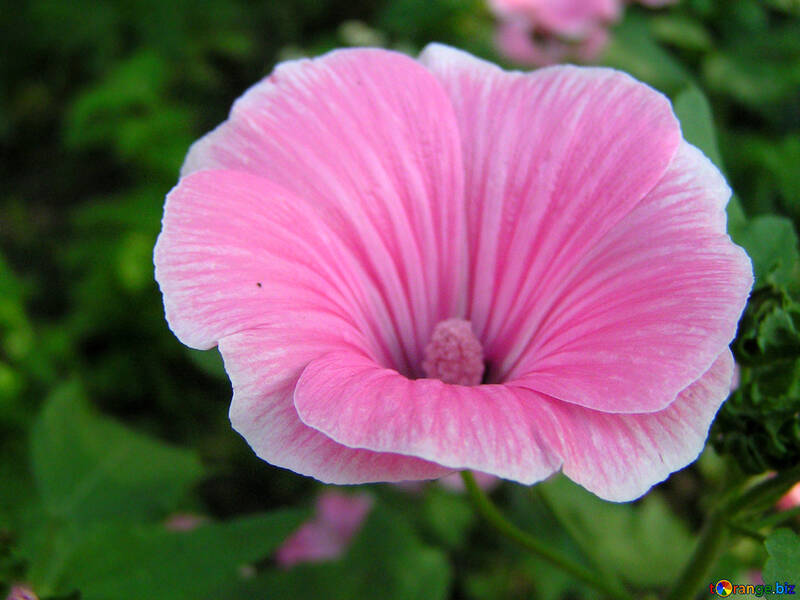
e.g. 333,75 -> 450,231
154,44 -> 752,502
491,0 -> 676,66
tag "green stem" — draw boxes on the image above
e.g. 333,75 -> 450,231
726,465 -> 800,516
727,521 -> 766,543
753,505 -> 800,529
460,471 -> 634,600
666,464 -> 800,600
534,486 -> 628,594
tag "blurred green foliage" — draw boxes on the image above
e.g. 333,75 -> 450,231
764,529 -> 800,582
2,0 -> 800,597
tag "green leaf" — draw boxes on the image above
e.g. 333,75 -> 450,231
757,305 -> 800,355
538,476 -> 692,586
703,53 -> 791,107
31,382 -> 203,525
57,511 -> 306,600
650,15 -> 713,51
735,216 -> 800,290
702,21 -> 800,110
420,486 -> 476,549
602,13 -> 690,95
730,134 -> 800,223
186,348 -> 227,380
218,505 -> 451,600
41,510 -> 305,600
63,50 -> 195,175
672,85 -> 746,233
763,528 -> 800,582
673,86 -> 724,171
763,0 -> 800,15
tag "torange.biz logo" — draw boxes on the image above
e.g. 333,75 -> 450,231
711,579 -> 796,597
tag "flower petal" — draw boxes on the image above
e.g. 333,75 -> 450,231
156,170 -> 366,354
294,350 -> 562,485
536,349 -> 735,501
180,48 -> 467,371
418,44 -> 683,391
155,169 -> 452,482
511,142 -> 752,412
223,330 -> 450,484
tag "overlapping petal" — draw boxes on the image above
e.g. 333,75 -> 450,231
419,45 -> 732,413
294,351 -> 561,485
179,48 -> 467,373
294,346 -> 735,499
155,170 -> 361,351
511,142 -> 753,412
222,329 -> 449,483
155,169 -> 451,482
536,350 -> 735,500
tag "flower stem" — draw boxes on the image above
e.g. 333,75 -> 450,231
752,504 -> 800,529
460,471 -> 634,600
665,463 -> 800,600
533,486 -> 629,594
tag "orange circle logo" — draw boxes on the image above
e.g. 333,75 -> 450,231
715,580 -> 733,597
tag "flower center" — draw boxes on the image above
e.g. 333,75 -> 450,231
421,318 -> 484,386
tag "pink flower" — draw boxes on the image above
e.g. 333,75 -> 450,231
777,482 -> 800,512
490,0 -> 620,39
490,0 -> 676,66
154,44 -> 752,501
275,491 -> 372,567
5,585 -> 38,600
164,513 -> 207,531
495,17 -> 609,66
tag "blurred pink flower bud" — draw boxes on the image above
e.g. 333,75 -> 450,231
490,0 -> 676,66
5,585 -> 38,600
748,570 -> 764,586
164,513 -> 207,531
777,482 -> 800,512
275,491 -> 372,567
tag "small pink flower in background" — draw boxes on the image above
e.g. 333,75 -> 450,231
495,17 -> 609,66
776,482 -> 800,512
5,585 -> 37,600
490,0 -> 677,66
489,0 -> 620,39
155,44 -> 751,502
275,492 -> 372,567
164,513 -> 207,531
